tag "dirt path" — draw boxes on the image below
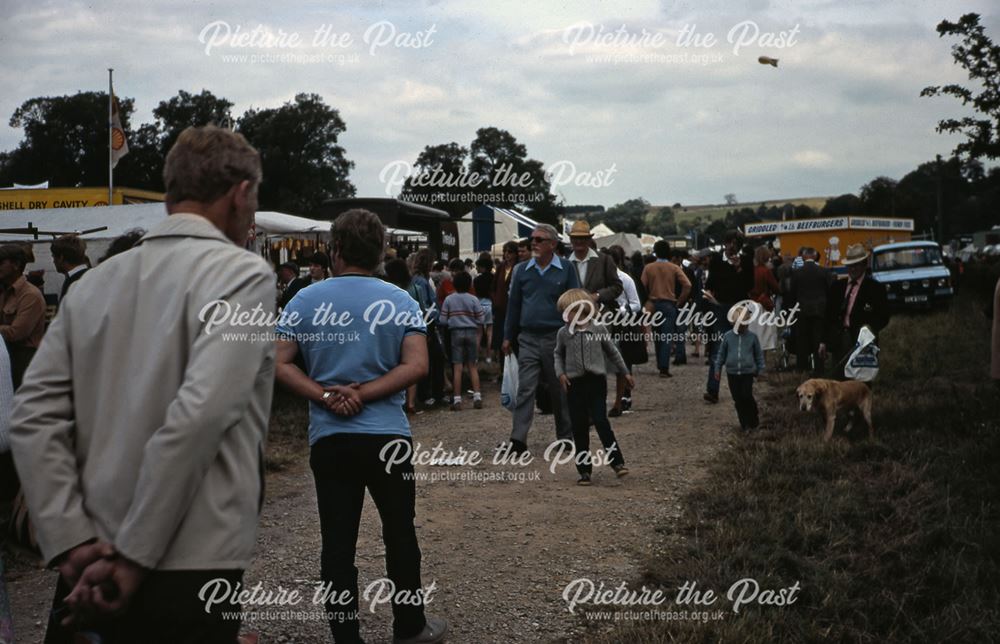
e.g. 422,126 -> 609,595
8,357 -> 740,643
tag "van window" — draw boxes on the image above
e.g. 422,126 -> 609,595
873,246 -> 942,271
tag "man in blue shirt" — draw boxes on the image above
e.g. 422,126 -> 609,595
502,223 -> 580,454
276,209 -> 447,644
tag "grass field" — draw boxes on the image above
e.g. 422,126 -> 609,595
578,287 -> 1000,643
654,197 -> 832,226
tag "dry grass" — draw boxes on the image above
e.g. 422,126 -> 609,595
575,291 -> 1000,643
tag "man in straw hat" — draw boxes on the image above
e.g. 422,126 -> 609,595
566,220 -> 622,310
818,243 -> 889,377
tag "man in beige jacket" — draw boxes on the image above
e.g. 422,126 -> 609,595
10,125 -> 276,642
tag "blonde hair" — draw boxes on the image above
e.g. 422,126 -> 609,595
728,302 -> 754,328
557,288 -> 593,313
558,288 -> 597,326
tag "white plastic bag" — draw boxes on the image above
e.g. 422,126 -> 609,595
844,326 -> 879,382
501,355 -> 519,412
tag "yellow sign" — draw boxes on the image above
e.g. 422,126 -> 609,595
0,187 -> 163,211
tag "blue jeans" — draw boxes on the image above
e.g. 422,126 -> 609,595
706,302 -> 734,395
652,300 -> 679,371
672,320 -> 688,363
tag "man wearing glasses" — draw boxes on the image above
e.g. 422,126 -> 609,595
502,224 -> 580,454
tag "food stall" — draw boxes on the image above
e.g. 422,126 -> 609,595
744,216 -> 914,273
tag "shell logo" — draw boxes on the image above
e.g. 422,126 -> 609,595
111,127 -> 126,151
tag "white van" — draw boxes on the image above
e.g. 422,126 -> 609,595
870,241 -> 953,308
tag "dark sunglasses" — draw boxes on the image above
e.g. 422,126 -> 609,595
530,236 -> 553,244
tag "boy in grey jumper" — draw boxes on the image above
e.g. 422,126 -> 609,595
714,305 -> 766,431
554,289 -> 634,485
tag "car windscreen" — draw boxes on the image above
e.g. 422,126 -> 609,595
872,247 -> 943,271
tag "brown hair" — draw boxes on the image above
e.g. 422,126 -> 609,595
0,244 -> 28,271
51,235 -> 88,265
412,248 -> 434,277
331,209 -> 385,271
163,125 -> 261,205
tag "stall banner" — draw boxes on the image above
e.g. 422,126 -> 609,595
744,217 -> 849,237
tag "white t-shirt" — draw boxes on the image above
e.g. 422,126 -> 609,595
616,269 -> 641,314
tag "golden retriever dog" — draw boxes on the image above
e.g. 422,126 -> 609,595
796,378 -> 874,442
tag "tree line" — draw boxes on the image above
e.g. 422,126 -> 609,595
0,90 -> 561,223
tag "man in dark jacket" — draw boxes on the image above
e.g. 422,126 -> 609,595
566,220 -> 622,309
819,244 -> 889,378
51,235 -> 90,305
671,249 -> 700,365
789,247 -> 833,373
492,241 -> 519,381
277,262 -> 310,310
702,230 -> 754,402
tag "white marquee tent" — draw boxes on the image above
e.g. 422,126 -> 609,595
594,232 -> 644,255
591,223 -> 615,237
0,203 -> 333,296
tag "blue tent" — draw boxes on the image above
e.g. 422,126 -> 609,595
460,204 -> 541,255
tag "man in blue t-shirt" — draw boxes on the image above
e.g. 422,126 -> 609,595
275,209 -> 448,644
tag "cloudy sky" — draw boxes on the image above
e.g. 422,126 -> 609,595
1,0 -> 997,208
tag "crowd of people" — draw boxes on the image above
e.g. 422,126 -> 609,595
0,124 -> 998,643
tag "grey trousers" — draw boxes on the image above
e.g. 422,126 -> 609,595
511,330 -> 573,445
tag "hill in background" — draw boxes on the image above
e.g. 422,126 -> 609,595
658,196 -> 832,226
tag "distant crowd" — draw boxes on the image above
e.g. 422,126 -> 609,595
0,124 -> 997,644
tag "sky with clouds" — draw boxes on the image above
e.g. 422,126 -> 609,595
1,0 -> 997,209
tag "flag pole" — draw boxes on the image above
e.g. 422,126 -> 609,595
108,68 -> 113,206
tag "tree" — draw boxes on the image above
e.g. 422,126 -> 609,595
0,91 -> 136,188
726,207 -> 760,230
399,127 -> 562,223
793,204 -> 815,219
468,127 -> 562,224
921,13 -> 1000,161
645,206 -> 677,236
724,193 -> 738,205
114,89 -> 236,190
859,176 -> 898,215
820,193 -> 863,216
704,218 -> 729,244
154,89 -> 234,157
895,156 -> 971,236
114,122 -> 164,191
564,205 -> 605,216
238,93 -> 355,214
595,198 -> 649,235
399,142 -> 469,217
